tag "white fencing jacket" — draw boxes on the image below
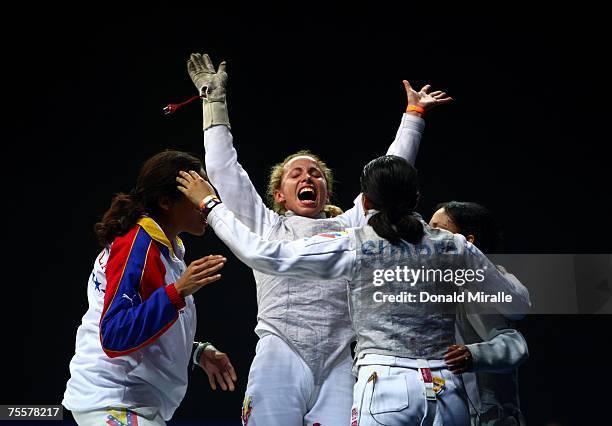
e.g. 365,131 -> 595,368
204,114 -> 424,383
456,291 -> 529,423
207,204 -> 531,360
62,218 -> 197,421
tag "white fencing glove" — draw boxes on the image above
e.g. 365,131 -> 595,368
188,53 -> 230,129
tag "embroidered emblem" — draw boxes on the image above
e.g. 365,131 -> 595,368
304,230 -> 350,247
242,395 -> 253,425
105,408 -> 139,426
433,376 -> 446,394
91,272 -> 105,293
318,231 -> 348,238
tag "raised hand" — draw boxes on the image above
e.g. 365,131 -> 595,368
187,53 -> 230,129
187,53 -> 228,101
403,80 -> 453,116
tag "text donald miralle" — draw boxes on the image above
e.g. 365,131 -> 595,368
371,266 -> 514,304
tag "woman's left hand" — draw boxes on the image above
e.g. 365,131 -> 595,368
177,170 -> 217,208
199,345 -> 237,391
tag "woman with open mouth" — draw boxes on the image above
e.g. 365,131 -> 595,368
187,52 -> 452,425
176,155 -> 531,426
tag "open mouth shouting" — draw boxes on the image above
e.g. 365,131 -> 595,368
297,185 -> 318,208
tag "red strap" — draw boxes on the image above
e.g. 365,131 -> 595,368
163,95 -> 203,115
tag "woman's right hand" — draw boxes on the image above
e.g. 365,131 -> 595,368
443,344 -> 473,374
177,170 -> 218,210
174,255 -> 227,297
403,80 -> 453,116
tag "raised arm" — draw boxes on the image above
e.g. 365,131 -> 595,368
177,171 -> 357,281
388,81 -> 452,165
336,81 -> 452,228
188,53 -> 279,237
210,204 -> 356,280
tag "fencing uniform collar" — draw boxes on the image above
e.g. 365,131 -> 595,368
137,216 -> 185,259
284,210 -> 326,219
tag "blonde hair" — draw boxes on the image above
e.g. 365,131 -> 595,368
266,150 -> 343,217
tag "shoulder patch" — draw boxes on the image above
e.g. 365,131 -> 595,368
303,230 -> 350,247
317,231 -> 348,238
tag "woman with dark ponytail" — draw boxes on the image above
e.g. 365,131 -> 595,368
94,192 -> 145,247
177,153 -> 531,425
63,150 -> 237,426
360,155 -> 424,246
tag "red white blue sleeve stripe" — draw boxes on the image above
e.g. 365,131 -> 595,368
99,226 -> 186,357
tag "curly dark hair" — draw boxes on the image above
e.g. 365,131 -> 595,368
436,201 -> 502,253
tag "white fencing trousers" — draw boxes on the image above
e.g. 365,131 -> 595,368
352,355 -> 470,426
72,407 -> 166,425
241,334 -> 354,426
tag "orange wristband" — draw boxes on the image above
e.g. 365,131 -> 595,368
406,105 -> 425,115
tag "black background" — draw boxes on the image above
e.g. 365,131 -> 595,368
3,4 -> 611,425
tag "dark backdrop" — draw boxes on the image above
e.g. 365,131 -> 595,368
3,5 -> 610,425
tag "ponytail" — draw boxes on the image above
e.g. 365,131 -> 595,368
368,207 -> 424,245
94,192 -> 145,247
361,155 -> 424,246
